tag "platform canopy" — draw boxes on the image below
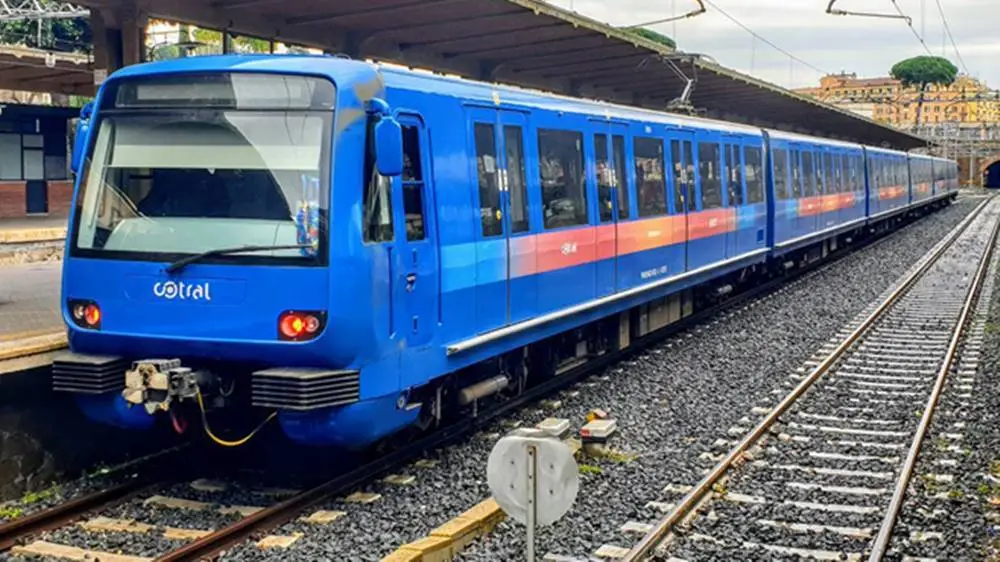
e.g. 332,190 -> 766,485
0,45 -> 93,96
50,0 -> 930,149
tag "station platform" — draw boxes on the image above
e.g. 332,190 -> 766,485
0,262 -> 65,373
0,217 -> 67,244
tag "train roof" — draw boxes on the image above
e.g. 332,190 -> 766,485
763,129 -> 864,150
864,145 -> 912,157
376,63 -> 766,137
99,54 -> 935,158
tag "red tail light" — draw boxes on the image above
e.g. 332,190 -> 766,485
278,310 -> 325,341
68,299 -> 101,330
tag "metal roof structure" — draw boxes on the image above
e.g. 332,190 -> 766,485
13,0 -> 930,149
0,45 -> 93,95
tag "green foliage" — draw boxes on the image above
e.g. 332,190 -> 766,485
192,27 -> 271,54
0,505 -> 23,519
0,0 -> 90,53
890,56 -> 958,89
625,27 -> 676,50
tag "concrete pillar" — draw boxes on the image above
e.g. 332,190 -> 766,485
90,3 -> 148,85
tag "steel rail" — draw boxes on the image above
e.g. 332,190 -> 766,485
0,446 -> 188,551
867,200 -> 1000,559
621,196 -> 992,562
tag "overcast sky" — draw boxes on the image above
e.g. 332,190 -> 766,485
547,0 -> 998,91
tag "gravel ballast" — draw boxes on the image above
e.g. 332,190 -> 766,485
215,199 -> 984,562
659,197 -> 1000,561
884,211 -> 1000,561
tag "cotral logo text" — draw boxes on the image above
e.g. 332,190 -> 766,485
153,281 -> 212,301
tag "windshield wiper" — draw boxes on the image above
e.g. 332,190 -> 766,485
164,244 -> 315,274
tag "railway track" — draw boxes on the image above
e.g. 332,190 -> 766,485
615,196 -> 1000,561
0,200 -> 973,562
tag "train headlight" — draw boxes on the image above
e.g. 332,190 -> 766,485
278,310 -> 326,341
68,299 -> 101,330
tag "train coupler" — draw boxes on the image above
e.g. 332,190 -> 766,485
122,359 -> 217,415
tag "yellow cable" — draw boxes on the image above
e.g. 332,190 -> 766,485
195,388 -> 277,448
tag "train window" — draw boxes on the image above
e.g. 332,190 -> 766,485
745,146 -> 765,204
363,151 -> 394,243
635,136 -> 668,218
698,142 -> 723,209
401,125 -> 426,241
816,152 -> 827,194
538,129 -> 588,229
773,149 -> 788,200
848,155 -> 859,191
837,154 -> 846,193
504,125 -> 530,233
595,135 -> 613,222
612,135 -> 630,220
823,152 -> 839,193
670,139 -> 692,212
801,151 -> 815,196
475,123 -> 502,238
790,150 -> 803,198
726,144 -> 744,206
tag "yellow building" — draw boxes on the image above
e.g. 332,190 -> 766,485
794,72 -> 1000,127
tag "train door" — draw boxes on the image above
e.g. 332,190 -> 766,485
591,121 -> 629,296
690,136 -> 726,271
467,106 -> 534,331
722,138 -> 742,259
390,115 -> 440,348
671,132 -> 696,271
799,148 -> 818,237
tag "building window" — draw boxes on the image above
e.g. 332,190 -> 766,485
0,134 -> 22,180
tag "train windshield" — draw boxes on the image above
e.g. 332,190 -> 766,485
71,72 -> 334,267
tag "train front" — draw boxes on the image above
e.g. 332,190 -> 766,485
53,58 -> 405,448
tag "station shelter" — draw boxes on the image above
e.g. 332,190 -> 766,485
0,103 -> 77,219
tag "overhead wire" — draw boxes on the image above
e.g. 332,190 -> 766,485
700,0 -> 829,76
889,0 -> 933,55
933,0 -> 969,74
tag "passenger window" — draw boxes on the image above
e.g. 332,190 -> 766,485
400,125 -> 426,241
726,144 -> 743,206
635,136 -> 667,218
801,152 -> 815,196
791,151 -> 803,198
538,129 -> 588,229
815,152 -> 827,194
670,140 -> 686,212
594,134 -> 613,223
745,146 -> 764,204
680,141 -> 695,211
363,131 -> 394,243
825,153 -> 840,193
474,123 -> 502,238
773,149 -> 789,200
612,135 -> 630,220
697,142 -> 722,209
504,125 -> 530,233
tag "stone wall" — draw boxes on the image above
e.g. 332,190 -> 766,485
0,365 -> 180,501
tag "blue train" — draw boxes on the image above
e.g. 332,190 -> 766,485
53,54 -> 959,448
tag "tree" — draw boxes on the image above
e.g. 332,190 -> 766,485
625,27 -> 676,50
0,1 -> 91,53
890,55 -> 958,127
